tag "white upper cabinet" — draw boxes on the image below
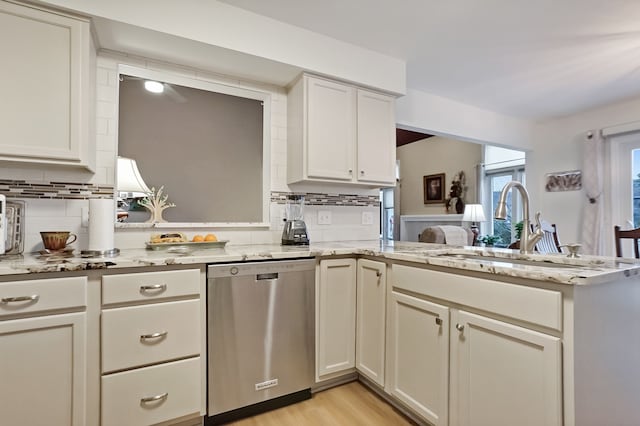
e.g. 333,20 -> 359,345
356,89 -> 396,184
288,74 -> 396,187
306,77 -> 356,181
0,1 -> 94,170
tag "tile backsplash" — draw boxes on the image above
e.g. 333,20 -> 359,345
9,191 -> 380,253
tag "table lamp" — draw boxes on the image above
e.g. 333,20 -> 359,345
462,204 -> 487,244
117,157 -> 151,197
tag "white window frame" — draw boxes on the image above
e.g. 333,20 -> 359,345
483,166 -> 525,245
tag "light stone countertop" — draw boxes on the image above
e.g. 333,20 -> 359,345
1,240 -> 639,285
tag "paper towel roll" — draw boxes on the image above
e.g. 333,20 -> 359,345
88,198 -> 115,251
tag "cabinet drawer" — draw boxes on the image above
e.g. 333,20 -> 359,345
102,299 -> 200,373
392,264 -> 562,331
0,276 -> 86,318
102,269 -> 200,305
101,357 -> 201,426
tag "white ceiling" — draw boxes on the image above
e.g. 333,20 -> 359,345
219,0 -> 640,120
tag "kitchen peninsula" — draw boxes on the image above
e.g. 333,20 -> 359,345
1,241 -> 639,426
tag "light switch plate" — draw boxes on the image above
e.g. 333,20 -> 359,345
362,211 -> 374,225
318,210 -> 332,225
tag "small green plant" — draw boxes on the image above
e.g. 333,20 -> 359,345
478,234 -> 501,246
514,221 -> 524,240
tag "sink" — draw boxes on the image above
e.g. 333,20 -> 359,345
436,253 -> 582,269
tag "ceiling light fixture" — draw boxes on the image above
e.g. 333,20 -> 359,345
144,80 -> 164,94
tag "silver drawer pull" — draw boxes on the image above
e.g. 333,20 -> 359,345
140,392 -> 168,403
1,294 -> 39,304
140,284 -> 167,292
140,331 -> 168,341
435,317 -> 443,326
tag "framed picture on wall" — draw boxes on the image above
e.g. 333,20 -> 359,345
424,173 -> 445,204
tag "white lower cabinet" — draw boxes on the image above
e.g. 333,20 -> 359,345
386,291 -> 449,425
317,258 -> 357,379
101,268 -> 204,426
102,357 -> 201,426
0,276 -> 87,426
355,259 -> 387,386
450,310 -> 562,426
387,264 -> 563,426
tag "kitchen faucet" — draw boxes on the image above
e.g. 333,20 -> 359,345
494,181 -> 543,254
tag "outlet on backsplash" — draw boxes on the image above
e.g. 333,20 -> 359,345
361,211 -> 374,225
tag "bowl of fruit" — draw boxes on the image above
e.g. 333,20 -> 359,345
145,232 -> 227,250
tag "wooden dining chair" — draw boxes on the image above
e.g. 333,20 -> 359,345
534,221 -> 562,254
613,225 -> 640,258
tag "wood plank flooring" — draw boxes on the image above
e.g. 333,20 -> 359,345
228,381 -> 416,425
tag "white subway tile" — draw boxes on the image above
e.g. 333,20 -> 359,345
97,101 -> 117,119
96,118 -> 108,135
24,199 -> 66,217
97,85 -> 116,102
96,56 -> 118,70
65,199 -> 89,217
96,134 -> 115,151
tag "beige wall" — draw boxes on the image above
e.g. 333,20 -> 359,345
398,136 -> 482,215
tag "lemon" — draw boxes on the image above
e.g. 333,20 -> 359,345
192,235 -> 204,242
204,233 -> 218,242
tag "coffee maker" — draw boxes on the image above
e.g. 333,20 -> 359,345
281,195 -> 309,245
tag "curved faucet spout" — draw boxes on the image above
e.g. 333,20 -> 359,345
494,181 -> 542,254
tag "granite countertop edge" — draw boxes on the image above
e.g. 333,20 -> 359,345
1,240 -> 639,286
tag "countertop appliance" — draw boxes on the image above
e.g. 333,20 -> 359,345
206,258 -> 315,425
281,194 -> 309,245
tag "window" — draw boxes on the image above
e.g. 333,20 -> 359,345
610,133 -> 640,230
484,168 -> 525,246
482,145 -> 526,247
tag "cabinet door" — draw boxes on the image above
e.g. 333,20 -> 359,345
0,312 -> 86,426
387,291 -> 449,425
0,1 -> 90,166
356,259 -> 386,386
450,310 -> 562,426
356,89 -> 396,185
317,258 -> 356,379
306,76 -> 356,181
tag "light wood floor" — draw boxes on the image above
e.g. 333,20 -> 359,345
228,381 -> 416,425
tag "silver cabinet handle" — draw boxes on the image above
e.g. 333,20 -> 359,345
140,284 -> 167,292
1,294 -> 39,303
348,169 -> 353,174
360,170 -> 365,175
455,323 -> 465,332
435,317 -> 443,326
140,392 -> 168,403
140,331 -> 168,341
375,271 -> 382,278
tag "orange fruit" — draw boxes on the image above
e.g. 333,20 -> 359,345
204,233 -> 218,242
192,235 -> 204,242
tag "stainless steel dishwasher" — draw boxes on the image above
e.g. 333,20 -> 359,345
206,258 -> 315,425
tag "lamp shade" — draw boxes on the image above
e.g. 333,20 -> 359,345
462,204 -> 487,222
117,157 -> 151,196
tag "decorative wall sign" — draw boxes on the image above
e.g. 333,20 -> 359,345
545,170 -> 582,192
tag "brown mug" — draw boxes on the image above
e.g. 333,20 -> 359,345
40,231 -> 77,251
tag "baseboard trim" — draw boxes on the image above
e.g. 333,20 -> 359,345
358,374 -> 430,426
312,372 -> 358,393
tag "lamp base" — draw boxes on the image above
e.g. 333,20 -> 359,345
470,223 -> 479,246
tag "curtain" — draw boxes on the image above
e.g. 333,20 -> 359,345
582,130 -> 605,255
